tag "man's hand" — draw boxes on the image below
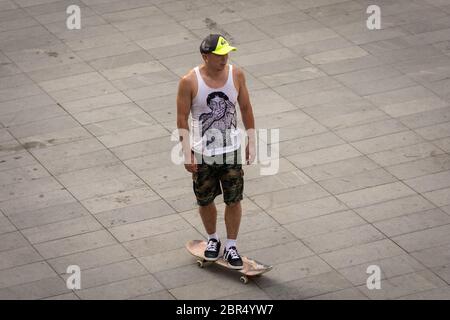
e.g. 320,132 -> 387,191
246,141 -> 256,165
184,151 -> 198,173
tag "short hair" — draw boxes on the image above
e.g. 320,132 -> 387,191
206,91 -> 229,105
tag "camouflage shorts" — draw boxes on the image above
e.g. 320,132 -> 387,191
192,149 -> 244,206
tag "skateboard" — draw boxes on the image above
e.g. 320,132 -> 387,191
186,240 -> 272,284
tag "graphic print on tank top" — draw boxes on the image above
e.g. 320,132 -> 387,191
190,64 -> 241,156
199,91 -> 237,150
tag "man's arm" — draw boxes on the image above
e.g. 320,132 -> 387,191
176,76 -> 197,172
236,68 -> 256,164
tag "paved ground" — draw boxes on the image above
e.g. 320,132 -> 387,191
1,0 -> 450,300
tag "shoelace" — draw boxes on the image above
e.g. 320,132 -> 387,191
226,248 -> 240,260
206,240 -> 218,251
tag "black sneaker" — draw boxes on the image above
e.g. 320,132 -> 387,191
223,246 -> 243,270
204,238 -> 221,261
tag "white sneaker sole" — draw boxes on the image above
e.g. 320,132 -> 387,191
227,263 -> 244,270
204,256 -> 220,262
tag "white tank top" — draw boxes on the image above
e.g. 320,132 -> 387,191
190,64 -> 241,156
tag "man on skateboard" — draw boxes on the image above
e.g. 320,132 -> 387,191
177,34 -> 256,270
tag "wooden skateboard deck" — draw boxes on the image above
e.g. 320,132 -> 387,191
186,240 -> 272,284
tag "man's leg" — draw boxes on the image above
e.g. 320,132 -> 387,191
223,200 -> 244,269
199,202 -> 218,235
224,201 -> 241,240
193,157 -> 222,261
199,201 -> 222,261
220,151 -> 244,268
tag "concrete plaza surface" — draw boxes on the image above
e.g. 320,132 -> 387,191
1,0 -> 450,300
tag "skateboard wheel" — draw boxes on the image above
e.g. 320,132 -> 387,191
197,260 -> 204,268
240,276 -> 248,284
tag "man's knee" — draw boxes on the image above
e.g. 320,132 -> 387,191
225,200 -> 241,208
199,200 -> 216,209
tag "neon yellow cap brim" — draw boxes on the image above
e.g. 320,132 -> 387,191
212,45 -> 237,55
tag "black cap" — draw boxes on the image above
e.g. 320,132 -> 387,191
200,34 -> 220,54
199,34 -> 237,55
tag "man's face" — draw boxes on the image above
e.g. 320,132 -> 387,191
203,53 -> 228,70
210,96 -> 226,119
